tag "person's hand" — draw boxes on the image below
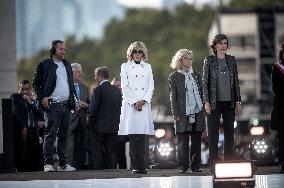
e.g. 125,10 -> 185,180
205,102 -> 211,114
23,94 -> 33,104
134,100 -> 145,111
79,100 -> 89,108
235,103 -> 241,114
42,97 -> 50,109
21,127 -> 27,140
37,121 -> 45,129
202,130 -> 208,138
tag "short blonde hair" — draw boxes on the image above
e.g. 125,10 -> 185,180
170,49 -> 193,70
126,41 -> 149,62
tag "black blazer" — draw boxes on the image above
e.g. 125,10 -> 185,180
89,81 -> 122,133
33,57 -> 76,110
11,93 -> 43,129
202,54 -> 241,110
270,63 -> 284,130
70,82 -> 90,125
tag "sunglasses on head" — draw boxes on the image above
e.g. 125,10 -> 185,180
132,50 -> 143,54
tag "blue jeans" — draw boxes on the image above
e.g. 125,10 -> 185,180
43,103 -> 71,167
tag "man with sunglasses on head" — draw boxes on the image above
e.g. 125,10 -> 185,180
33,40 -> 78,172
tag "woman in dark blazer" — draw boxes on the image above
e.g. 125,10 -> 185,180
169,49 -> 205,173
270,43 -> 284,173
202,34 -> 241,167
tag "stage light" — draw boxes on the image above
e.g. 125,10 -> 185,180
250,126 -> 264,136
250,118 -> 259,126
155,129 -> 166,138
156,142 -> 174,157
213,160 -> 255,188
152,141 -> 177,169
249,138 -> 272,161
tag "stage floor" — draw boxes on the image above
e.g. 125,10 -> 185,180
0,166 -> 283,188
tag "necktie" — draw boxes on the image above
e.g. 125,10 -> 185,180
75,84 -> 80,102
28,109 -> 34,127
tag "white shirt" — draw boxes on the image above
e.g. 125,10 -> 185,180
50,61 -> 70,102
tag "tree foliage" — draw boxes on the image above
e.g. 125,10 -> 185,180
17,3 -> 215,110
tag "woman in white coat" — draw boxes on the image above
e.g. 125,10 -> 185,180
118,41 -> 154,174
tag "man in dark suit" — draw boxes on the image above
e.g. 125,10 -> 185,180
11,80 -> 44,171
111,78 -> 128,169
66,63 -> 90,170
89,67 -> 122,169
33,40 -> 78,172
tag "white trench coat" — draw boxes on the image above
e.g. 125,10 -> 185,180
118,60 -> 155,135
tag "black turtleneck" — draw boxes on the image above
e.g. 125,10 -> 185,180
134,61 -> 140,64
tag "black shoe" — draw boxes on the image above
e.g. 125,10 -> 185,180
191,169 -> 202,173
141,170 -> 147,174
178,169 -> 186,174
178,168 -> 188,174
132,169 -> 147,174
132,169 -> 141,174
280,164 -> 284,174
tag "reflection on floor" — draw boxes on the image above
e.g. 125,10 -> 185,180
1,174 -> 284,188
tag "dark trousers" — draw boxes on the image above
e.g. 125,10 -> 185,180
207,101 -> 235,165
14,128 -> 44,172
13,128 -> 28,172
129,134 -> 148,171
177,131 -> 202,171
117,141 -> 127,169
43,103 -> 71,167
90,130 -> 117,170
277,131 -> 284,166
66,115 -> 87,170
116,135 -> 129,169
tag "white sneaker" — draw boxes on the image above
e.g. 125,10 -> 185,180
44,164 -> 56,172
58,164 -> 76,171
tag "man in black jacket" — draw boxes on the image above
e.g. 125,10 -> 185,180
11,80 -> 44,171
33,40 -> 77,172
89,67 -> 122,169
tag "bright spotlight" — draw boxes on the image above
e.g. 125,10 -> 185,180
250,126 -> 264,136
249,138 -> 273,162
213,160 -> 255,188
156,142 -> 174,157
152,141 -> 177,169
250,139 -> 269,154
155,129 -> 166,138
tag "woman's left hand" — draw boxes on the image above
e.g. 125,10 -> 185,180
135,100 -> 145,111
235,103 -> 241,113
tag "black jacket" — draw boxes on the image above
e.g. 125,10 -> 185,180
89,81 -> 122,133
32,57 -> 76,110
11,93 -> 43,129
202,54 -> 241,110
270,63 -> 284,130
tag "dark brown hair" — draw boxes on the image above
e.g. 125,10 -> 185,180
95,66 -> 109,79
210,34 -> 229,55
